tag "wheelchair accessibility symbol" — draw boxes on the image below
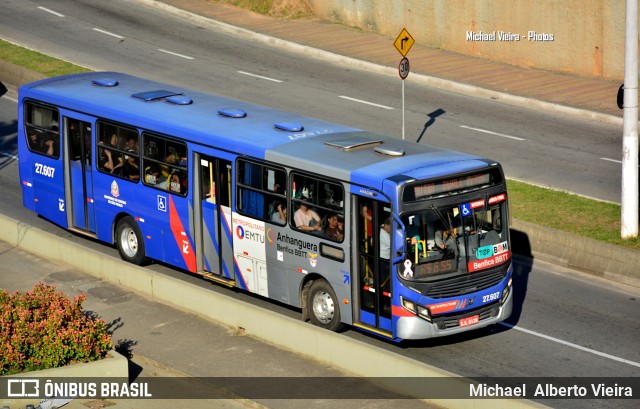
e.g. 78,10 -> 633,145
459,203 -> 471,217
158,195 -> 167,212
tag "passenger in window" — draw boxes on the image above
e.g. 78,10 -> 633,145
100,134 -> 123,173
323,189 -> 340,209
294,197 -> 322,233
271,202 -> 286,225
379,218 -> 391,259
361,204 -> 373,251
144,163 -> 163,185
123,152 -> 140,181
434,224 -> 457,254
28,133 -> 41,151
179,151 -> 188,167
169,173 -> 183,194
165,147 -> 180,165
126,136 -> 139,154
323,213 -> 344,241
145,141 -> 158,159
28,133 -> 55,155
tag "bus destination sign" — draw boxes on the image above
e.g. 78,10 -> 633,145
404,172 -> 495,202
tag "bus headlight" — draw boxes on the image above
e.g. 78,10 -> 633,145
401,296 -> 416,314
502,277 -> 512,304
416,305 -> 432,321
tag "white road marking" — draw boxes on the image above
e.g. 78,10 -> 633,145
93,28 -> 124,40
339,95 -> 394,110
498,322 -> 640,369
1,153 -> 18,160
237,71 -> 283,83
460,125 -> 525,141
1,95 -> 18,104
600,157 -> 621,164
37,6 -> 64,17
600,157 -> 640,168
157,49 -> 194,60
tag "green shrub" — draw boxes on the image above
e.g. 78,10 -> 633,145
0,283 -> 112,375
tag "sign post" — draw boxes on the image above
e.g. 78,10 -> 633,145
394,29 -> 415,140
399,57 -> 410,140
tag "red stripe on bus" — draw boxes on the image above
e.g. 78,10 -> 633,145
169,196 -> 196,272
392,305 -> 414,317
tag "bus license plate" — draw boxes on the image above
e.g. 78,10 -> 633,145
459,315 -> 479,328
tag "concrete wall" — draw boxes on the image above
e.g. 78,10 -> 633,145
307,0 -> 629,80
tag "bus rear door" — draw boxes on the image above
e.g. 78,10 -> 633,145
63,115 -> 96,234
193,152 -> 234,283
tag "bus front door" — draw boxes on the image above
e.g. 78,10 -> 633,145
355,197 -> 392,335
64,116 -> 96,233
194,153 -> 234,283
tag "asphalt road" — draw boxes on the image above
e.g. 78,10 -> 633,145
0,0 -> 624,203
1,93 -> 639,409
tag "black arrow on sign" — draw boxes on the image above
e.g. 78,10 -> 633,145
401,36 -> 409,49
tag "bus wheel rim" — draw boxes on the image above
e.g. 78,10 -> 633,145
121,228 -> 138,257
312,291 -> 334,324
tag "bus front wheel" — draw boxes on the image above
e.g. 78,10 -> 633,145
115,216 -> 146,265
307,279 -> 344,332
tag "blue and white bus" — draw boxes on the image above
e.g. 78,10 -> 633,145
18,72 -> 512,341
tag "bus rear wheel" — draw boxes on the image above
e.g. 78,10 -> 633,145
115,216 -> 146,265
307,279 -> 343,332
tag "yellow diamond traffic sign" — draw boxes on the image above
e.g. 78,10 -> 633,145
394,28 -> 415,57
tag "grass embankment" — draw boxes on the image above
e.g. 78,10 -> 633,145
0,39 -> 89,77
2,39 -> 638,251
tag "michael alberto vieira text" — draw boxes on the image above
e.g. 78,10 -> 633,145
470,383 -> 633,398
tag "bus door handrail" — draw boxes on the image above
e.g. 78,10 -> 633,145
391,212 -> 406,265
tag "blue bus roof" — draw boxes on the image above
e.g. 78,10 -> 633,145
20,72 -> 492,189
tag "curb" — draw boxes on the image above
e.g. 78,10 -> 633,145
510,219 -> 640,288
0,214 -> 547,409
0,60 -> 46,94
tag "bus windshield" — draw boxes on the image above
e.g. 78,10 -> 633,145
400,193 -> 509,281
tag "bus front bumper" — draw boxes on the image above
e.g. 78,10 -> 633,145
396,290 -> 513,340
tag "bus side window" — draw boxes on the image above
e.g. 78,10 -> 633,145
142,133 -> 188,195
24,102 -> 60,159
237,159 -> 285,222
290,173 -> 344,241
97,122 -> 140,181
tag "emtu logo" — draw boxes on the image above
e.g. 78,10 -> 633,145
266,228 -> 275,245
236,225 -> 245,239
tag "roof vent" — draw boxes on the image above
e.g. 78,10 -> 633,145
218,108 -> 247,118
132,90 -> 182,101
92,78 -> 119,87
325,136 -> 383,150
374,145 -> 405,156
274,122 -> 303,132
166,95 -> 193,105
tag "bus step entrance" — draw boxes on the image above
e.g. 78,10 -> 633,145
68,226 -> 98,239
199,271 -> 235,287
